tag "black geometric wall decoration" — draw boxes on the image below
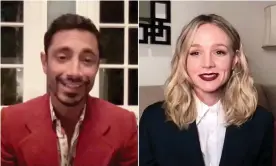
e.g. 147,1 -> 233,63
139,1 -> 171,45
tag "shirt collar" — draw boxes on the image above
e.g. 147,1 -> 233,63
194,93 -> 222,124
49,98 -> 86,123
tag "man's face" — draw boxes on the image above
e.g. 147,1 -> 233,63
41,29 -> 100,107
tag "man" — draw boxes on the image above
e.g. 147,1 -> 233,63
1,14 -> 138,166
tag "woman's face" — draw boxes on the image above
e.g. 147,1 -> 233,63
186,23 -> 238,94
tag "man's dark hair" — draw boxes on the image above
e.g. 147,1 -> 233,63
44,13 -> 101,56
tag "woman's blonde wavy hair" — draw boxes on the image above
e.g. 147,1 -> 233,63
163,14 -> 258,130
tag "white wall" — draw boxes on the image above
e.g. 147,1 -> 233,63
171,1 -> 276,85
140,1 -> 276,86
139,1 -> 276,112
139,44 -> 172,86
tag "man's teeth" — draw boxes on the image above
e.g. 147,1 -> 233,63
65,83 -> 81,88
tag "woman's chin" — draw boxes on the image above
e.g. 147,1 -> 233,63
194,85 -> 222,94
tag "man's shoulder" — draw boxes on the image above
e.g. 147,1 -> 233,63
88,96 -> 134,116
87,97 -> 137,157
1,95 -> 47,123
2,95 -> 46,112
87,96 -> 137,126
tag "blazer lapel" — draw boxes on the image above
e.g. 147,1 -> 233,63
18,94 -> 59,166
187,122 -> 206,166
219,124 -> 249,166
74,97 -> 115,166
170,122 -> 205,166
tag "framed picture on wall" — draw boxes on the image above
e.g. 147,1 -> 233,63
139,1 -> 171,45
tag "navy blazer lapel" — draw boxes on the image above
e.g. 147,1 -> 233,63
219,124 -> 249,166
161,121 -> 205,166
185,122 -> 205,166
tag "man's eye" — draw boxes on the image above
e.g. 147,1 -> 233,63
58,56 -> 66,60
56,54 -> 68,62
84,58 -> 92,62
82,58 -> 98,66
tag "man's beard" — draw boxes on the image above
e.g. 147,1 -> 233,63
51,74 -> 91,107
56,92 -> 85,107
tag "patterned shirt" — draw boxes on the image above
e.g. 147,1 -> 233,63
50,101 -> 86,166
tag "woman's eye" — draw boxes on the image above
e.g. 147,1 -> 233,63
189,51 -> 199,56
215,50 -> 226,55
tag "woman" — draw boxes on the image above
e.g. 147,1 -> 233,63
139,14 -> 274,166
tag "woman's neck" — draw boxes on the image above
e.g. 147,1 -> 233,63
193,88 -> 221,106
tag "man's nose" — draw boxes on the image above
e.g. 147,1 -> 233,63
67,60 -> 83,80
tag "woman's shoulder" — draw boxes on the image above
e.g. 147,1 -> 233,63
140,101 -> 167,123
254,105 -> 274,120
251,105 -> 274,126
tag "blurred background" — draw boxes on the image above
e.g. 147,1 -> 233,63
0,0 -> 139,120
139,1 -> 276,118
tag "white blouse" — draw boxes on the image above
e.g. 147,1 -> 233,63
195,95 -> 226,166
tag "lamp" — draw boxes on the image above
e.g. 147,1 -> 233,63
263,4 -> 276,48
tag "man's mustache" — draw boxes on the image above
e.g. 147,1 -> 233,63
55,75 -> 91,85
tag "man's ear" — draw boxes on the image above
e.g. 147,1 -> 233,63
40,52 -> 47,74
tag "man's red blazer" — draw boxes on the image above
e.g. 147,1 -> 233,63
1,94 -> 138,166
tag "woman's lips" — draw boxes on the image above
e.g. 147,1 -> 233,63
199,73 -> 219,81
